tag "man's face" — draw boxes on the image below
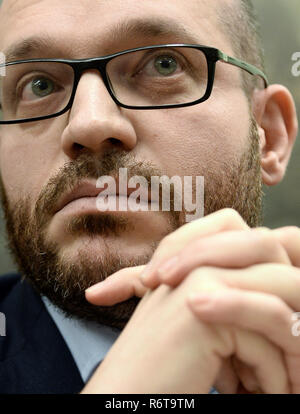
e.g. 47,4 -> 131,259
0,0 -> 262,328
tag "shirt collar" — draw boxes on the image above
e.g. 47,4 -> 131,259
42,295 -> 219,393
42,296 -> 121,383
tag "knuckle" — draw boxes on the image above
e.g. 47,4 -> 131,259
280,226 -> 300,240
256,226 -> 270,232
219,208 -> 246,229
189,237 -> 206,254
268,296 -> 290,326
159,231 -> 177,247
156,232 -> 176,253
253,229 -> 283,255
291,269 -> 300,291
253,227 -> 272,239
255,227 -> 271,235
186,266 -> 221,288
188,266 -> 215,278
221,208 -> 241,221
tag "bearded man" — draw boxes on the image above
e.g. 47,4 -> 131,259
0,0 -> 299,394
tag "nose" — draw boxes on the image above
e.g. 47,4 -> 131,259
61,70 -> 137,159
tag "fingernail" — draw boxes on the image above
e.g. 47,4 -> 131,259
158,256 -> 179,280
140,262 -> 155,283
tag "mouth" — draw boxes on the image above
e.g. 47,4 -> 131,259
54,178 -> 155,215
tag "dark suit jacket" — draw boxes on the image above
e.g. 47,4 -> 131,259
0,273 -> 84,394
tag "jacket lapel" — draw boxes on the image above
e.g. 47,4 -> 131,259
0,274 -> 84,393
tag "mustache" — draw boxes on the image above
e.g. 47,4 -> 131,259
34,149 -> 165,227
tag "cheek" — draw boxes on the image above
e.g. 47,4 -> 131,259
133,91 -> 250,177
0,122 -> 63,204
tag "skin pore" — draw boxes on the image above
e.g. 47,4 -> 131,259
0,0 -> 294,329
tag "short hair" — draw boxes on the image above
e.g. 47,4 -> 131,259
217,0 -> 266,96
0,0 -> 264,96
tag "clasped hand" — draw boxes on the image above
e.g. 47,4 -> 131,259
85,209 -> 300,394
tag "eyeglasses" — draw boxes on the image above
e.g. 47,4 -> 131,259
0,44 -> 268,124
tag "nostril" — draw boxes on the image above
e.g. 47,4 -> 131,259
73,142 -> 85,151
107,137 -> 129,150
108,138 -> 121,145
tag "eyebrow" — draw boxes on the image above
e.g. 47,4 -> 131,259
3,17 -> 201,62
112,17 -> 200,45
4,36 -> 54,62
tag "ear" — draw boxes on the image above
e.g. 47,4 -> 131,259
251,85 -> 298,186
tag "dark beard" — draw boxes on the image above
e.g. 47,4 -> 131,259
0,118 -> 263,330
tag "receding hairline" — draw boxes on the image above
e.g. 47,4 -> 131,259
216,0 -> 265,97
0,0 -> 264,89
217,0 -> 264,68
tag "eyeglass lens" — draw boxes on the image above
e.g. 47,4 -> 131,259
0,47 -> 208,122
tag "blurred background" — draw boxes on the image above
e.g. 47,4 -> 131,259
0,0 -> 300,274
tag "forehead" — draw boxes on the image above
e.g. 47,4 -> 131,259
0,0 -> 233,59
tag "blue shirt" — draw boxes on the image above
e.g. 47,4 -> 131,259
42,296 -> 218,393
42,296 -> 120,382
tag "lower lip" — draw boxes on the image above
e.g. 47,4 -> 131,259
57,195 -> 155,216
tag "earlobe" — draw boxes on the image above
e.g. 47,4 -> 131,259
261,151 -> 284,186
252,85 -> 298,186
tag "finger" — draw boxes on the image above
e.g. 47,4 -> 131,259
155,229 -> 290,286
225,327 -> 290,393
234,329 -> 290,394
189,264 -> 300,319
214,357 -> 263,394
215,324 -> 290,393
141,208 -> 249,287
85,265 -> 147,305
232,358 -> 263,394
187,287 -> 300,361
213,357 -> 240,394
184,269 -> 290,394
217,264 -> 300,314
272,227 -> 300,267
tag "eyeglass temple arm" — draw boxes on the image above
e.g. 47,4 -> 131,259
218,51 -> 269,88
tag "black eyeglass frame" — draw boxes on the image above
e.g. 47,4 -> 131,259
0,43 -> 269,125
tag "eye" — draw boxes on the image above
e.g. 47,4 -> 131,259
153,55 -> 178,76
136,53 -> 181,78
22,77 -> 55,100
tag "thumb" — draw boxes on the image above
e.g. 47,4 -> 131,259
85,265 -> 148,306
